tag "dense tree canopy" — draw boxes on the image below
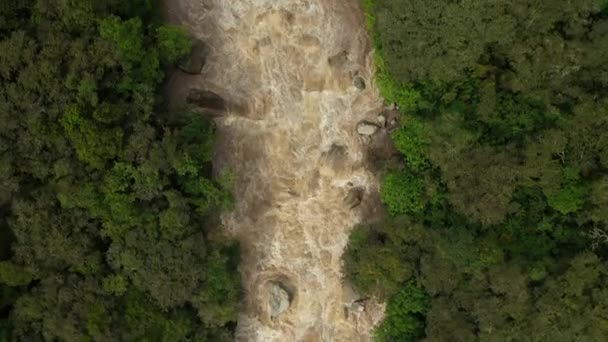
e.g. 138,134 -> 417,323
347,0 -> 608,340
0,0 -> 239,340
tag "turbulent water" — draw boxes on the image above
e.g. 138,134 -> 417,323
165,1 -> 387,340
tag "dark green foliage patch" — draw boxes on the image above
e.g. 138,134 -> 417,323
346,0 -> 608,340
0,1 -> 240,340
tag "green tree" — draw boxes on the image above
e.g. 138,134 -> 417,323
0,0 -> 240,339
156,25 -> 192,65
344,227 -> 412,299
347,2 -> 608,340
391,116 -> 427,171
442,147 -> 521,225
0,262 -> 33,287
380,171 -> 424,216
545,168 -> 587,215
375,282 -> 429,342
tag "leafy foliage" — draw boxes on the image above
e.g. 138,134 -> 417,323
346,0 -> 608,340
157,25 -> 193,65
0,0 -> 240,340
344,225 -> 413,299
380,171 -> 424,216
390,117 -> 427,171
375,282 -> 428,342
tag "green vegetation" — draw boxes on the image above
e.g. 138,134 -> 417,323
380,171 -> 424,216
347,0 -> 608,340
375,282 -> 428,342
0,0 -> 239,340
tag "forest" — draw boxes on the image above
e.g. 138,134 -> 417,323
2,0 -> 608,341
344,0 -> 608,340
0,0 -> 240,340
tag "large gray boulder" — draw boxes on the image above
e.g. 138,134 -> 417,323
268,282 -> 291,320
357,121 -> 379,136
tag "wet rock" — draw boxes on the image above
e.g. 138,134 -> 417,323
379,110 -> 400,129
328,50 -> 348,68
357,121 -> 379,136
360,135 -> 372,145
351,302 -> 365,313
187,89 -> 226,114
348,297 -> 370,315
377,115 -> 386,127
178,39 -> 209,74
269,282 -> 291,320
353,76 -> 366,90
344,187 -> 363,209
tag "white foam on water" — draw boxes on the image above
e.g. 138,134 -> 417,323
165,1 -> 387,340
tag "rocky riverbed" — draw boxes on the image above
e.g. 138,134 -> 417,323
164,1 -> 389,340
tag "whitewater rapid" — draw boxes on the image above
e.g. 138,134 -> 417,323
165,1 -> 386,340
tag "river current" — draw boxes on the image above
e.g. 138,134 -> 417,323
165,1 -> 386,340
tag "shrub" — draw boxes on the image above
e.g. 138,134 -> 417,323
375,282 -> 429,342
380,171 -> 424,216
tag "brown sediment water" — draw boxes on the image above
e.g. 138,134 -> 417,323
165,1 -> 387,340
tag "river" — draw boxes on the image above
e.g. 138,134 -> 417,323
165,1 -> 386,340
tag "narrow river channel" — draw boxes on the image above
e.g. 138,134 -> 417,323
165,1 -> 387,340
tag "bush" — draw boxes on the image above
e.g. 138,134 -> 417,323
346,1 -> 608,340
375,282 -> 429,342
0,1 -> 239,339
545,168 -> 587,215
343,227 -> 412,299
380,171 -> 424,216
156,25 -> 192,65
391,116 -> 428,171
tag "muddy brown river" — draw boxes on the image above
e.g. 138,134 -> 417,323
165,1 -> 387,340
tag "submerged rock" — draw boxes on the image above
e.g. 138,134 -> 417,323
178,39 -> 208,74
353,76 -> 366,90
328,50 -> 348,68
322,144 -> 348,170
357,121 -> 379,136
344,187 -> 363,209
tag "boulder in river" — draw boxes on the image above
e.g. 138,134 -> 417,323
268,282 -> 291,320
328,50 -> 348,68
378,109 -> 400,129
351,302 -> 365,313
353,76 -> 366,90
357,121 -> 379,136
178,39 -> 208,74
377,114 -> 387,127
186,89 -> 226,114
344,187 -> 363,209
